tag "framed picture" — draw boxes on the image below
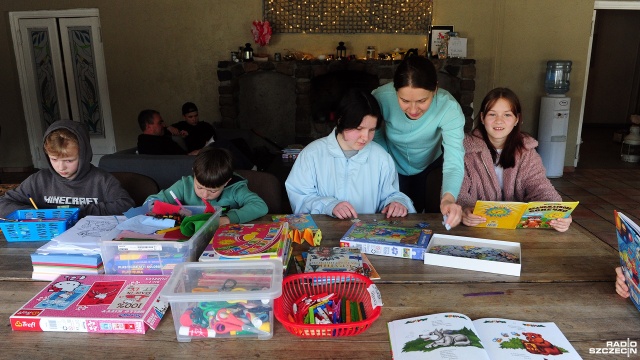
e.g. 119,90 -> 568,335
428,25 -> 454,57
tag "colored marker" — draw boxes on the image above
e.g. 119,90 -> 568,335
463,291 -> 505,297
169,190 -> 184,208
179,326 -> 216,338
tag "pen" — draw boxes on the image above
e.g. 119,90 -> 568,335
169,190 -> 184,208
442,214 -> 451,231
27,194 -> 38,209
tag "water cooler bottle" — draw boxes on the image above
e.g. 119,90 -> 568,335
537,60 -> 571,178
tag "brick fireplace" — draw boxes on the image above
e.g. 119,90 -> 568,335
217,58 -> 476,149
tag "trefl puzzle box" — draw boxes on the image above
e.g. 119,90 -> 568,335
11,274 -> 170,334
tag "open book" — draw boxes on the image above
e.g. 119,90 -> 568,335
388,313 -> 581,359
614,210 -> 640,312
472,201 -> 578,229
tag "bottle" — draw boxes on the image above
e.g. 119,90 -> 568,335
544,60 -> 572,95
243,43 -> 254,62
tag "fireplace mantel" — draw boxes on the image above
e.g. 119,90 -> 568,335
217,58 -> 475,147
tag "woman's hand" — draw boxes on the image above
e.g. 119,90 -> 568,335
440,193 -> 462,229
461,207 -> 486,227
382,202 -> 409,218
549,216 -> 572,232
616,266 -> 630,298
332,201 -> 358,219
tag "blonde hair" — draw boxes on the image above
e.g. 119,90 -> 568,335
44,128 -> 79,157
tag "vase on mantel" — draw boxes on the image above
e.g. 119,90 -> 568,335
254,46 -> 269,62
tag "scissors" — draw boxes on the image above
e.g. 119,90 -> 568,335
213,309 -> 267,335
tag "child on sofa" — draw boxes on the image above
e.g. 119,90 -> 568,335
146,147 -> 267,225
0,120 -> 134,217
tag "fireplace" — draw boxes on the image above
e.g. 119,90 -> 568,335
217,58 -> 475,149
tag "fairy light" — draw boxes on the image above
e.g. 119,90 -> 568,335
263,0 -> 432,34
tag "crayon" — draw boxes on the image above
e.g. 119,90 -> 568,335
156,226 -> 181,234
359,301 -> 367,320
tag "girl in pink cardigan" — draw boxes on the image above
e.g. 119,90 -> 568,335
457,88 -> 572,232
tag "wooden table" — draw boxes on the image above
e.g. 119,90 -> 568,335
0,214 -> 637,359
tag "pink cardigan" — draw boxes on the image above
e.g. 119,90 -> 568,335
457,129 -> 562,209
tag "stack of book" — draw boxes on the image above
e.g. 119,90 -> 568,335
30,216 -> 124,281
199,222 -> 292,272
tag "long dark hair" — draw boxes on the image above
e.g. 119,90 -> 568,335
335,89 -> 383,133
393,56 -> 438,92
473,88 -> 524,169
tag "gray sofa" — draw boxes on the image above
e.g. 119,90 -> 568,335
98,148 -> 194,189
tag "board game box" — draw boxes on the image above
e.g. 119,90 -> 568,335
339,222 -> 433,260
11,274 -> 170,334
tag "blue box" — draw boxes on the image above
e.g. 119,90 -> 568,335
0,208 -> 80,242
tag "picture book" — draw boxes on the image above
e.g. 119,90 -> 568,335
199,223 -> 292,270
361,253 -> 381,280
614,210 -> 640,312
472,201 -> 579,229
11,274 -> 170,334
339,222 -> 433,260
304,246 -> 363,274
388,313 -> 582,359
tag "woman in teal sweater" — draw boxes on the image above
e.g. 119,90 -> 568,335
146,147 -> 267,225
372,56 -> 464,228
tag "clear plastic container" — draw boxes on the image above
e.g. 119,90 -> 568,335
160,260 -> 283,342
101,206 -> 220,275
545,60 -> 572,95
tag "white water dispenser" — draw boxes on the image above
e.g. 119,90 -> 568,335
538,60 -> 571,178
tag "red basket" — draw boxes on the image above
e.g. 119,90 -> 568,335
274,272 -> 381,337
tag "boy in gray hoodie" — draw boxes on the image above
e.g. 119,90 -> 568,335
0,120 -> 134,217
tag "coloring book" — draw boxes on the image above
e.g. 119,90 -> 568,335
339,222 -> 433,260
11,274 -> 170,334
388,313 -> 581,359
614,210 -> 640,312
472,201 -> 579,229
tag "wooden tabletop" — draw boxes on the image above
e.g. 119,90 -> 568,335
0,214 -> 635,359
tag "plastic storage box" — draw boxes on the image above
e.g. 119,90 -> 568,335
101,207 -> 220,275
0,208 -> 80,242
160,260 -> 283,342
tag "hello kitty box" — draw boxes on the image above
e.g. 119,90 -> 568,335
10,274 -> 170,334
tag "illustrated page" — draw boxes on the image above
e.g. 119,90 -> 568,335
472,318 -> 582,359
388,313 -> 490,360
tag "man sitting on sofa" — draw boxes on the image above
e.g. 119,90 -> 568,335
137,109 -> 199,155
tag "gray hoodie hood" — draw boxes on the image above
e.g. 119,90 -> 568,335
43,120 -> 93,182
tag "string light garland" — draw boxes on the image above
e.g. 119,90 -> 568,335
264,0 -> 433,34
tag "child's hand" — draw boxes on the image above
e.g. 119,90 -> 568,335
616,266 -> 630,298
382,202 -> 408,218
461,207 -> 486,227
178,207 -> 193,217
332,201 -> 358,219
219,216 -> 231,226
549,216 -> 572,232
